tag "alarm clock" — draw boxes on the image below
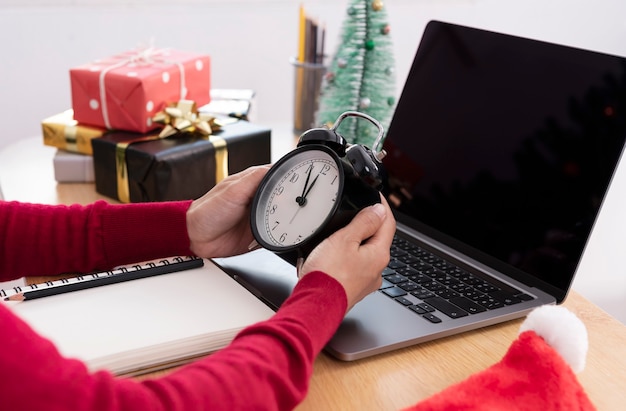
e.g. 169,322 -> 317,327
250,111 -> 387,262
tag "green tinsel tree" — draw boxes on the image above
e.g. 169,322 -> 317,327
317,0 -> 396,147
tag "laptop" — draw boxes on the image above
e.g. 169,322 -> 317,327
214,20 -> 626,361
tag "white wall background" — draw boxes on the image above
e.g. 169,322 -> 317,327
3,0 -> 626,150
1,0 -> 626,323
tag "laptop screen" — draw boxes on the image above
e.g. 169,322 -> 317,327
381,21 -> 626,300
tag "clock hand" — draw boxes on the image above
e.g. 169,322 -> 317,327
296,164 -> 313,206
302,174 -> 320,201
289,205 -> 302,224
291,172 -> 319,222
289,170 -> 322,223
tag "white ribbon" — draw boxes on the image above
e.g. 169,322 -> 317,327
97,47 -> 186,129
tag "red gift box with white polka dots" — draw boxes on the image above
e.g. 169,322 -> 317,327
70,48 -> 211,133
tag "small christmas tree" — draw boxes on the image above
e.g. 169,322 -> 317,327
317,0 -> 396,147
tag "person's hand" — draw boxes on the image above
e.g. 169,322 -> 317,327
186,165 -> 270,258
300,196 -> 396,312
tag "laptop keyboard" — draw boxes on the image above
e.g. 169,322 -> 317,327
379,236 -> 535,323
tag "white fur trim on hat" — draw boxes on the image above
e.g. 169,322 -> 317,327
519,304 -> 588,373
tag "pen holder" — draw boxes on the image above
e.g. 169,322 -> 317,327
291,57 -> 326,135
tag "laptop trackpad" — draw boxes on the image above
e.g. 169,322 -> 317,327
214,249 -> 438,361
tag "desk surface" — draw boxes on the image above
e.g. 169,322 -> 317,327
1,135 -> 626,410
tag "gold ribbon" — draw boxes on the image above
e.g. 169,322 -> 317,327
64,126 -> 78,152
42,109 -> 107,155
115,134 -> 161,203
115,100 -> 230,203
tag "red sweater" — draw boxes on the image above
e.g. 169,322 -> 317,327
0,200 -> 347,411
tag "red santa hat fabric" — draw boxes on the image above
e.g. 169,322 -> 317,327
403,305 -> 596,411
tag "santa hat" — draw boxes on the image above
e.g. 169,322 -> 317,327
404,305 -> 596,411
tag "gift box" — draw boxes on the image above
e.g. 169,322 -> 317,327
70,48 -> 211,133
200,89 -> 256,121
42,109 -> 108,155
53,150 -> 95,183
92,120 -> 271,203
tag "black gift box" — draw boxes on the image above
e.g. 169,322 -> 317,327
92,121 -> 271,202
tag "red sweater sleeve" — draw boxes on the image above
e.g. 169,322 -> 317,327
0,270 -> 347,411
0,200 -> 192,280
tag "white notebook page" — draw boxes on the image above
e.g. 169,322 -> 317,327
4,258 -> 275,376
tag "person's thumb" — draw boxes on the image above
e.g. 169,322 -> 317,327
337,203 -> 387,244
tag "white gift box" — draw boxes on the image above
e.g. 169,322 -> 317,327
53,149 -> 95,183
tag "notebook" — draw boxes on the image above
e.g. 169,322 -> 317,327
2,257 -> 274,376
213,20 -> 626,361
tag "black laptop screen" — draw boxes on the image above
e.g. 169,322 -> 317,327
382,21 -> 626,298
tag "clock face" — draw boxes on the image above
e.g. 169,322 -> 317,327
252,145 -> 343,251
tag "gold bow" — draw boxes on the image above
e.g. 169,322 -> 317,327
153,100 -> 221,138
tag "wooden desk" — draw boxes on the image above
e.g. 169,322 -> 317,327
2,136 -> 626,410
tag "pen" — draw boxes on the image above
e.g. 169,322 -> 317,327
2,256 -> 203,302
296,6 -> 325,64
318,23 -> 326,64
298,4 -> 306,62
